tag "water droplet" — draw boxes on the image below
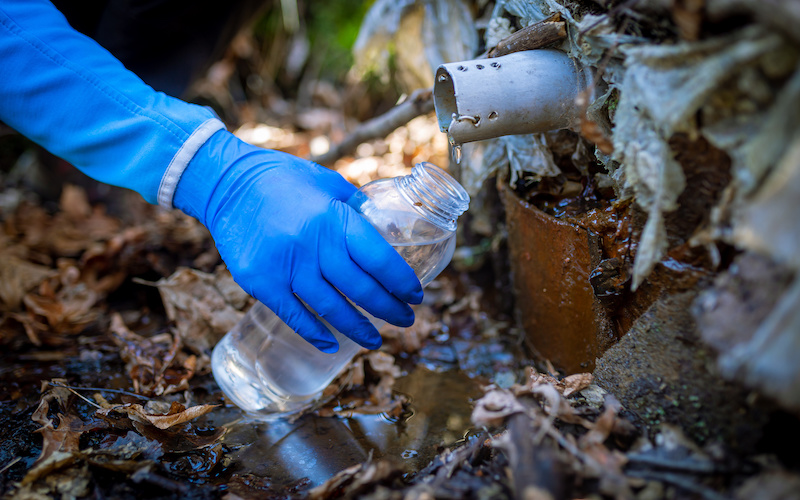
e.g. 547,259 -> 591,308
446,125 -> 462,164
453,144 -> 463,165
438,74 -> 448,83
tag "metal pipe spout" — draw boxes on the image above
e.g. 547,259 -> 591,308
433,50 -> 591,144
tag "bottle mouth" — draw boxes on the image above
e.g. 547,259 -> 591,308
397,162 -> 470,231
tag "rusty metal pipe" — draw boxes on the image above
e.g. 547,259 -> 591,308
433,50 -> 590,144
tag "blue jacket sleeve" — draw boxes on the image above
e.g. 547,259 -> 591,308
0,0 -> 225,206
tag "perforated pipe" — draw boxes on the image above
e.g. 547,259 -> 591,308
433,49 -> 591,144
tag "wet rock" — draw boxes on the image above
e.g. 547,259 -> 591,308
594,292 -> 769,451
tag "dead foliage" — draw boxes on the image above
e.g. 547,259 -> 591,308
136,267 -> 252,358
7,379 -> 220,499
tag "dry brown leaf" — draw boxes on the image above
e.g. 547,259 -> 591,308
380,304 -> 439,354
110,313 -> 163,393
581,117 -> 614,155
365,351 -> 400,378
472,389 -> 529,427
0,255 -> 57,310
110,313 -> 197,396
10,188 -> 120,258
97,401 -> 218,430
530,383 -> 587,426
23,380 -> 102,486
24,282 -> 99,334
60,184 -> 92,221
137,267 -> 249,356
19,451 -> 78,487
56,186 -> 121,244
562,373 -> 594,398
579,394 -> 621,449
5,311 -> 47,345
516,367 -> 593,398
503,368 -> 595,427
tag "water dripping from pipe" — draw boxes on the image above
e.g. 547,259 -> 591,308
453,144 -> 462,165
446,128 -> 463,165
447,133 -> 463,165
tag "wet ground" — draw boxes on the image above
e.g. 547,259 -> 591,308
217,367 -> 484,489
0,266 -> 521,498
0,353 -> 511,498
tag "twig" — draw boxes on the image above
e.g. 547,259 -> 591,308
311,88 -> 434,166
53,384 -> 102,409
47,381 -> 150,401
488,13 -> 567,58
0,457 -> 21,475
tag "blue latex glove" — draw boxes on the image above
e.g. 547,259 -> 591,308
174,132 -> 423,352
0,0 -> 422,352
0,0 -> 219,203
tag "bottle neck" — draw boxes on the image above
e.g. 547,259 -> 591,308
395,162 -> 470,232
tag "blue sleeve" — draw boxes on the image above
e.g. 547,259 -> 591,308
0,0 -> 225,206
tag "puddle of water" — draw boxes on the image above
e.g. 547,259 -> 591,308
219,366 -> 483,488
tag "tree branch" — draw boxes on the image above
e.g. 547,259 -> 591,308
311,88 -> 434,166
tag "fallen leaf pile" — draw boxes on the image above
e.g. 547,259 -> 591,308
10,379 -> 221,499
0,184 -> 220,350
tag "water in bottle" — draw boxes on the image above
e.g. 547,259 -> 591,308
211,162 -> 470,416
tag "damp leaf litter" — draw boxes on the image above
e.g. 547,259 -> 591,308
3,0 -> 800,498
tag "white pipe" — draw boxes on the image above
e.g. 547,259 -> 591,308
433,50 -> 591,144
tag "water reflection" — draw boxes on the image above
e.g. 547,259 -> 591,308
222,366 -> 482,488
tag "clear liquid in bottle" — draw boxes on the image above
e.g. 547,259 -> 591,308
211,162 -> 469,416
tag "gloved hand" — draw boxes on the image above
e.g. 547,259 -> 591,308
1,0 -> 422,352
174,131 -> 423,352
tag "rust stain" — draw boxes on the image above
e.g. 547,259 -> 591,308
499,182 -> 615,373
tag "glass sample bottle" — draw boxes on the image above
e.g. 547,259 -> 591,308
211,162 -> 470,416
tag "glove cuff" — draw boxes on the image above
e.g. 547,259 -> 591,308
172,128 -> 264,225
156,118 -> 226,208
